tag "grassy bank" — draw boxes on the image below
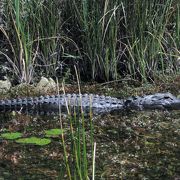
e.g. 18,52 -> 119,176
0,0 -> 179,83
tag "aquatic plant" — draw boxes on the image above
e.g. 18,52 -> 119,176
1,132 -> 22,140
45,128 -> 64,137
16,136 -> 51,146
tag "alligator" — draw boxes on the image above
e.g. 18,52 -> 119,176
0,93 -> 180,115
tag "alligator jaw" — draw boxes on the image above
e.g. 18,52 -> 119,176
124,93 -> 180,110
163,100 -> 180,110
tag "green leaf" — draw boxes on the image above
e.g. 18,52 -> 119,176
1,132 -> 23,140
16,137 -> 51,146
44,128 -> 64,137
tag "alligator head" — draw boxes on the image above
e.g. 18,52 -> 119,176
124,93 -> 180,110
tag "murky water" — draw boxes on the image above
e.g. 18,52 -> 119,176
0,110 -> 180,179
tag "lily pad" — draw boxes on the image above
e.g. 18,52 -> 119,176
44,128 -> 64,137
16,137 -> 51,146
1,132 -> 23,140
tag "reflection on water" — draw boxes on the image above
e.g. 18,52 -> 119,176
0,110 -> 180,179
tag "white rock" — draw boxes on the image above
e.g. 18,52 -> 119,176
35,77 -> 57,92
0,78 -> 11,93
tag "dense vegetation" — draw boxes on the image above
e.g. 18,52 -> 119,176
0,0 -> 179,83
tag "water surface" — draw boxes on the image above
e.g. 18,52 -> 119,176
0,110 -> 179,179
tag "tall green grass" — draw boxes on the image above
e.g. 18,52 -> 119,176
57,79 -> 95,179
64,0 -> 120,81
124,0 -> 179,80
58,110 -> 95,179
0,0 -> 5,28
1,0 -> 74,83
1,0 -> 37,83
64,0 -> 180,81
1,0 -> 179,83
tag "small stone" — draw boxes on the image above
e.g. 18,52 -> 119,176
35,77 -> 57,92
48,77 -> 57,89
0,78 -> 11,93
36,77 -> 49,87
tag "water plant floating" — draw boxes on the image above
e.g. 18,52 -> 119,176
45,128 -> 64,137
1,132 -> 23,140
15,137 -> 51,146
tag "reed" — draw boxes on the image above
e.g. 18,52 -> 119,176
1,0 -> 68,83
61,112 -> 95,179
1,0 -> 37,83
63,0 -> 120,81
58,77 -> 95,179
63,0 -> 180,81
124,0 -> 179,80
1,0 -> 179,82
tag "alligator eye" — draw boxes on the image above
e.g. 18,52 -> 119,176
164,96 -> 171,99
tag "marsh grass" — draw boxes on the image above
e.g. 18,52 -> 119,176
1,0 -> 77,83
54,110 -> 94,179
1,0 -> 37,83
64,0 -> 120,81
64,0 -> 180,81
56,76 -> 95,179
1,2 -> 179,177
124,0 -> 180,80
58,105 -> 95,179
1,0 -> 179,81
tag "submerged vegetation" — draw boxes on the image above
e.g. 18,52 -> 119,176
0,0 -> 179,83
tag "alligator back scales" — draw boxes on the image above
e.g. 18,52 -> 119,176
0,94 -> 124,115
0,93 -> 179,115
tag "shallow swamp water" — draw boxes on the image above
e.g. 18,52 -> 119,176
0,109 -> 179,179
0,79 -> 180,179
